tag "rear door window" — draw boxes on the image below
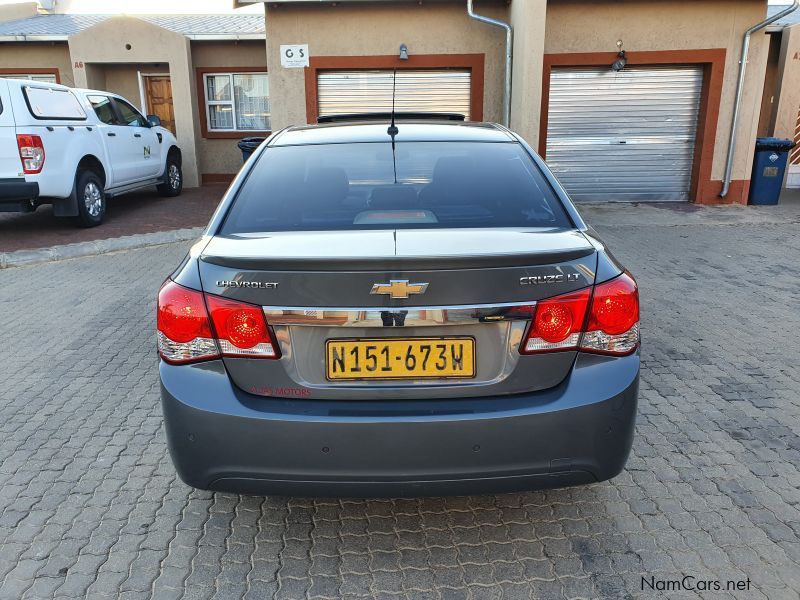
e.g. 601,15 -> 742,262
221,141 -> 572,234
23,86 -> 86,120
87,95 -> 118,125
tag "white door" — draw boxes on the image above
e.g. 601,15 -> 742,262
112,97 -> 161,180
0,80 -> 21,179
317,69 -> 472,120
546,65 -> 704,202
87,94 -> 137,186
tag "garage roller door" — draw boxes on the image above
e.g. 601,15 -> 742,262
317,70 -> 472,120
546,65 -> 703,202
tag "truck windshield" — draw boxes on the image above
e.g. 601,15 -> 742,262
220,141 -> 571,234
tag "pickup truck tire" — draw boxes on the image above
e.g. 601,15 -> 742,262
74,170 -> 106,227
157,155 -> 183,197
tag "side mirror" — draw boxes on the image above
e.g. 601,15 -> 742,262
146,114 -> 161,128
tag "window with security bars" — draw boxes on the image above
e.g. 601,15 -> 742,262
316,70 -> 472,121
204,72 -> 270,132
4,74 -> 57,83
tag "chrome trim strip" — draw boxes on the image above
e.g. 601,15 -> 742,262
263,302 -> 536,327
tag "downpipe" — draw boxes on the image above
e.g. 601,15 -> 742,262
720,0 -> 799,198
467,0 -> 513,127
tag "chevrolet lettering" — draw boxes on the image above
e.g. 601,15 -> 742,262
157,116 -> 640,497
216,281 -> 279,289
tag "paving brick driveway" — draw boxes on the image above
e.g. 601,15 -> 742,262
0,185 -> 224,253
1,213 -> 799,599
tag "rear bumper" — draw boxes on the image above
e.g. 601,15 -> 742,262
0,178 -> 39,211
160,352 -> 639,497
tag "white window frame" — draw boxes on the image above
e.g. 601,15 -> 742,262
4,73 -> 58,83
203,71 -> 269,133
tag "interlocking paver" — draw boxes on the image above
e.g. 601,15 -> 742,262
1,212 -> 800,599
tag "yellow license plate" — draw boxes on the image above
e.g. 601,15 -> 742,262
326,337 -> 476,381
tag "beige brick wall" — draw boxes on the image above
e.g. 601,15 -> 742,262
0,42 -> 75,86
191,40 -> 268,178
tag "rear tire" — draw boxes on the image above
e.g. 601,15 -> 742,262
74,170 -> 106,228
157,154 -> 183,197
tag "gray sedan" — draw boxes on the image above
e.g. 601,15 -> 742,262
157,118 -> 639,497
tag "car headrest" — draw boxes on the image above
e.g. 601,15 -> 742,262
419,156 -> 480,206
304,167 -> 350,206
432,156 -> 473,185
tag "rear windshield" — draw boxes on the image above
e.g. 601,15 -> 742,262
221,141 -> 571,234
23,86 -> 86,121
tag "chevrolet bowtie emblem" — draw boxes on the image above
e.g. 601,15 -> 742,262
370,279 -> 429,299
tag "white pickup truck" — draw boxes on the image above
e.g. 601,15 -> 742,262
0,78 -> 182,226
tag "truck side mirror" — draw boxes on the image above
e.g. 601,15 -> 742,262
146,115 -> 161,128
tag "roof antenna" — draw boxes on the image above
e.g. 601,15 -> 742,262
388,68 -> 398,183
387,68 -> 399,138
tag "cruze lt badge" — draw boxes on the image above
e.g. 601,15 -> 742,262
520,273 -> 580,285
217,280 -> 278,289
371,279 -> 429,299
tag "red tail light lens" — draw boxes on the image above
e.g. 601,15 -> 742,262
581,272 -> 640,355
157,280 -> 219,364
206,294 -> 280,358
521,288 -> 591,353
17,134 -> 45,174
520,272 -> 640,356
587,273 -> 639,335
157,281 -> 280,363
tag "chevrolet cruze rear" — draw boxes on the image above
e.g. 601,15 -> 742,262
158,120 -> 639,496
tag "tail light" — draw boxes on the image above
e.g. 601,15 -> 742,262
580,272 -> 639,355
157,280 -> 279,364
205,294 -> 280,358
17,134 -> 45,174
521,288 -> 591,353
521,272 -> 639,356
157,281 -> 219,364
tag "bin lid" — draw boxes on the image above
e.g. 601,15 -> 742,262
237,137 -> 266,150
755,137 -> 796,151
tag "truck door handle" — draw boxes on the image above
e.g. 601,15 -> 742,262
107,132 -> 116,137
134,133 -> 142,138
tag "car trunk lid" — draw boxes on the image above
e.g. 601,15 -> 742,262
200,228 -> 595,305
198,228 -> 597,399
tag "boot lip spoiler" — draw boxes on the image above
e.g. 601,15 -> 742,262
199,247 -> 596,271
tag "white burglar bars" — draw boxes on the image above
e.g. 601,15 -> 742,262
317,70 -> 472,120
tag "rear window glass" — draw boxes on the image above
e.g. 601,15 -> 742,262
221,141 -> 571,234
23,86 -> 86,120
88,95 -> 117,125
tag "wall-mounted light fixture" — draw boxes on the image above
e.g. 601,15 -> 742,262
399,44 -> 409,60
